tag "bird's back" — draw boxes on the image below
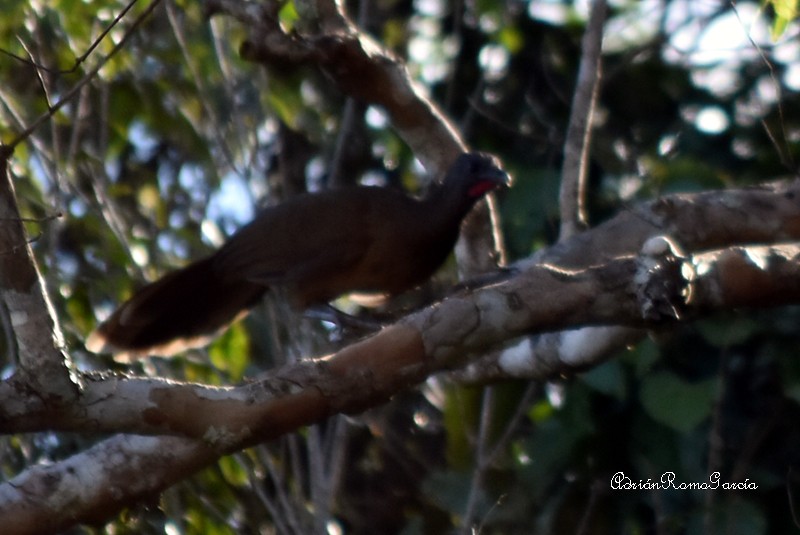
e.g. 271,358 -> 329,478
212,185 -> 459,306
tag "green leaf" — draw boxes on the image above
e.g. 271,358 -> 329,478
279,1 -> 299,32
696,316 -> 760,347
264,76 -> 306,129
528,398 -> 554,423
640,371 -> 716,433
580,360 -> 626,400
500,168 -> 560,258
498,26 -> 524,54
443,384 -> 482,469
209,322 -> 250,381
421,470 -> 477,514
766,0 -> 799,39
217,455 -> 249,487
622,337 -> 660,377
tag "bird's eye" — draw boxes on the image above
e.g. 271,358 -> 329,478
470,159 -> 486,174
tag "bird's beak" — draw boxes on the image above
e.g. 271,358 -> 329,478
485,166 -> 512,188
468,166 -> 512,197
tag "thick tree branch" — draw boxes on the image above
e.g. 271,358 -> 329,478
541,179 -> 800,266
463,178 -> 800,380
2,241 -> 800,531
2,180 -> 800,528
3,181 -> 800,437
0,435 -> 216,535
204,0 -> 505,275
0,149 -> 78,400
206,0 -> 464,175
4,1 -> 800,528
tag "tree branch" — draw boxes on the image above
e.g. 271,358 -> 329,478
558,0 -> 607,240
462,177 -> 800,381
0,150 -> 78,400
3,181 -> 800,435
2,179 -> 800,527
205,0 -> 505,276
206,0 -> 465,174
0,434 -> 216,535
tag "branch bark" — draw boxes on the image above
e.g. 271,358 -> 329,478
1,435 -> 216,535
2,178 -> 800,529
0,149 -> 78,400
2,181 -> 800,436
4,1 -> 800,530
558,0 -> 607,240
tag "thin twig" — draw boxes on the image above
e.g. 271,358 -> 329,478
0,213 -> 62,223
0,0 -> 141,76
460,386 -> 495,534
328,0 -> 372,187
257,445 -> 307,534
323,415 -> 350,512
731,1 -> 795,172
575,479 -> 603,535
558,0 -> 607,241
328,98 -> 362,187
234,451 -> 292,535
0,299 -> 17,365
484,383 -> 538,467
165,0 -> 242,176
307,425 -> 331,534
6,0 -> 163,150
15,38 -> 53,108
704,351 -> 726,534
461,383 -> 538,533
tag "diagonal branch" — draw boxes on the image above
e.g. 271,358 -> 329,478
0,149 -> 78,400
3,242 -> 800,531
3,179 -> 800,529
205,0 -> 505,275
0,434 -> 217,535
3,181 -> 800,437
206,0 -> 465,175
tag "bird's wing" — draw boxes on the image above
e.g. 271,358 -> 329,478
212,190 -> 372,286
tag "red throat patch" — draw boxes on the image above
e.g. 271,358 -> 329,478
468,180 -> 497,197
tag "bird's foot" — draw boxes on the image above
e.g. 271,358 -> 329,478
305,304 -> 385,335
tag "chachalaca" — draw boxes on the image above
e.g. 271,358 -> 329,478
86,152 -> 510,359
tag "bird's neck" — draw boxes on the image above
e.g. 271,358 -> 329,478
423,182 -> 479,229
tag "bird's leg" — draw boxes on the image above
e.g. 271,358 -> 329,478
304,304 -> 385,335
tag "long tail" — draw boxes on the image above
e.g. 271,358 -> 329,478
86,255 -> 265,360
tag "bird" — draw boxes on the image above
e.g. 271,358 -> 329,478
86,152 -> 511,359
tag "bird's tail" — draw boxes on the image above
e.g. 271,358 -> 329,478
86,255 -> 265,361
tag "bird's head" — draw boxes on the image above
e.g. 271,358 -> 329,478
446,152 -> 512,199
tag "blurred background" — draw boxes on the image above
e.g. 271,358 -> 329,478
2,0 -> 800,533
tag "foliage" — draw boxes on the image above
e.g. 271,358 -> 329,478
766,0 -> 800,38
2,0 -> 800,533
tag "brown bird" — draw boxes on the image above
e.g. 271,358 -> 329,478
86,152 -> 510,359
